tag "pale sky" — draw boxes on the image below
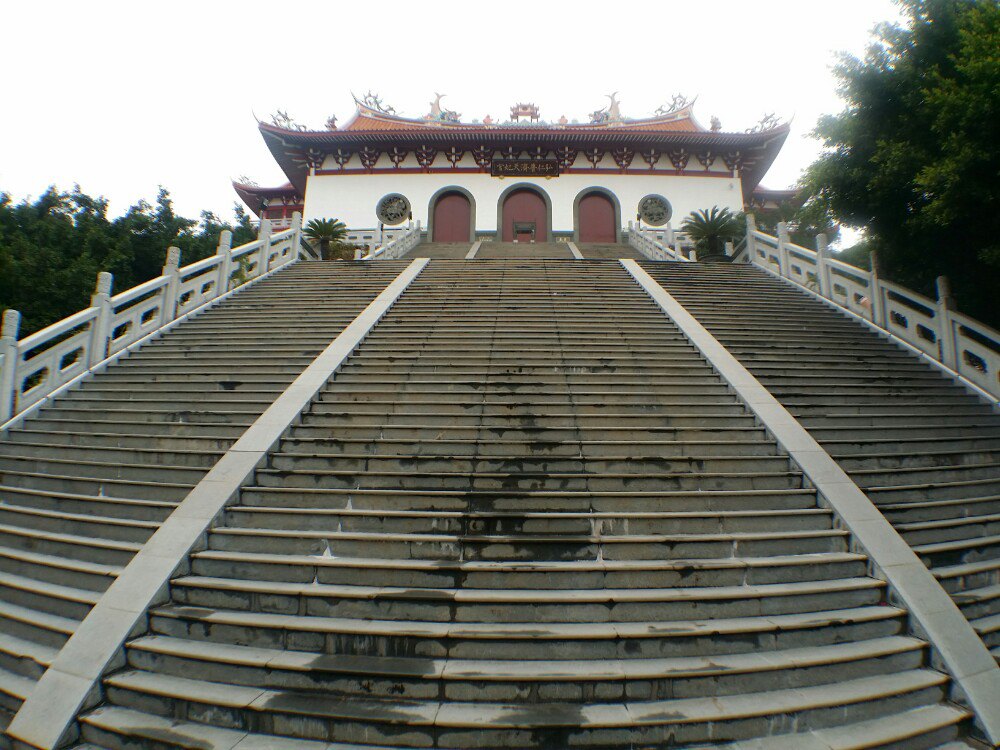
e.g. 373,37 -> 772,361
1,0 -> 903,222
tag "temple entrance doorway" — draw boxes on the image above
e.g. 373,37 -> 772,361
431,190 -> 473,242
501,188 -> 548,242
577,191 -> 617,243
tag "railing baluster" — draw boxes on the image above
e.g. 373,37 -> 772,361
161,247 -> 181,324
0,310 -> 21,422
87,272 -> 114,368
256,219 -> 272,275
216,230 -> 233,294
936,276 -> 958,370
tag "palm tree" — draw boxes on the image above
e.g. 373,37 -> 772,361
680,207 -> 744,259
303,218 -> 348,260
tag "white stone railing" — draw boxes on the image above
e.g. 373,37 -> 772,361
745,216 -> 1000,401
0,213 -> 304,425
627,222 -> 695,262
363,221 -> 422,261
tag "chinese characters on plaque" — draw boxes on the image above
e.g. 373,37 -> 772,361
491,160 -> 560,178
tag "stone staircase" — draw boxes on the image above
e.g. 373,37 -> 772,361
475,242 -> 573,259
642,262 -> 1000,664
575,243 -> 645,260
413,243 -> 474,259
64,260 -> 976,748
0,262 -> 408,741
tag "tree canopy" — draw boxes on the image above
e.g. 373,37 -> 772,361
803,0 -> 1000,326
0,186 -> 257,336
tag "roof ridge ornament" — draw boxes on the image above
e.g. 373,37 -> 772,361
510,102 -> 541,123
589,92 -> 624,124
269,110 -> 308,132
747,113 -> 783,133
655,93 -> 691,116
426,93 -> 461,123
354,90 -> 397,116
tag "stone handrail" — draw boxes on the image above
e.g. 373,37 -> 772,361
363,221 -> 422,261
627,222 -> 695,262
745,216 -> 1000,402
0,213 -> 304,425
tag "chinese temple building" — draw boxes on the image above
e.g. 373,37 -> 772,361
235,93 -> 791,245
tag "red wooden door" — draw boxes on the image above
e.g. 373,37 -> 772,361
432,191 -> 472,242
501,189 -> 547,242
578,192 -> 616,243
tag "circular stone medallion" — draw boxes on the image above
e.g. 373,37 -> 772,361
638,195 -> 672,226
376,194 -> 410,225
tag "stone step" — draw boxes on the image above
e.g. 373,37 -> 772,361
0,569 -> 98,621
169,575 -> 882,623
0,599 -> 75,652
123,632 -> 926,705
95,667 -> 948,747
219,505 -> 829,536
270,435 -> 786,460
5,428 -> 239,451
191,548 -> 868,590
148,603 -> 907,661
0,452 -> 208,485
300,410 -> 758,429
0,543 -> 119,592
0,629 -> 56,682
0,467 -> 192,501
238,486 -> 821,513
262,452 -> 792,475
0,503 -> 156,544
205,524 -> 847,562
0,483 -> 175,522
0,522 -> 139,568
254,465 -> 805,493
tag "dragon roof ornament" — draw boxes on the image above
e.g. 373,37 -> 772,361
655,93 -> 693,116
353,90 -> 397,115
746,113 -> 783,133
269,110 -> 308,132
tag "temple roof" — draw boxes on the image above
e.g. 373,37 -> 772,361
232,181 -> 300,216
255,99 -> 791,195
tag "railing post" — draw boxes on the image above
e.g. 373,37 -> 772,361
724,241 -> 734,259
776,221 -> 790,276
869,249 -> 885,327
87,271 -> 114,367
0,309 -> 21,423
936,275 -> 958,370
290,211 -> 303,260
745,214 -> 758,266
815,232 -> 830,297
215,229 -> 233,294
257,219 -> 272,277
665,221 -> 675,247
161,246 -> 181,323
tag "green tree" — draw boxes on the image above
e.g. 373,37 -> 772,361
803,0 -> 1000,325
0,186 -> 260,336
750,194 -> 841,251
680,207 -> 744,258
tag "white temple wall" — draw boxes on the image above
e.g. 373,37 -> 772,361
303,172 -> 744,234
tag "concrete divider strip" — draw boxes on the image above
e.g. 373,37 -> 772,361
620,258 -> 1000,744
567,241 -> 584,259
7,258 -> 430,749
465,241 -> 482,259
